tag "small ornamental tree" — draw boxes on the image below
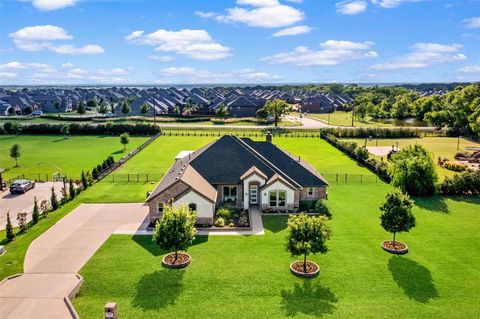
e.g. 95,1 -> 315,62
17,212 -> 29,233
153,204 -> 196,263
98,102 -> 109,115
286,213 -> 332,274
81,170 -> 88,190
140,103 -> 149,116
77,102 -> 86,116
69,179 -> 76,200
215,104 -> 229,118
10,143 -> 21,167
60,124 -> 70,138
380,189 -> 416,246
50,186 -> 59,210
32,196 -> 40,224
5,212 -> 15,242
121,101 -> 131,116
263,99 -> 292,127
389,144 -> 438,196
120,132 -> 130,150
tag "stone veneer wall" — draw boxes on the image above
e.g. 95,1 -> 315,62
299,187 -> 327,201
148,180 -> 190,224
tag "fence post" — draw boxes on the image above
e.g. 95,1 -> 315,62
336,173 -> 338,183
137,174 -> 139,182
360,174 -> 362,184
345,173 -> 347,183
128,174 -> 130,182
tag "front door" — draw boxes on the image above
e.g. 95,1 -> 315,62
249,184 -> 258,205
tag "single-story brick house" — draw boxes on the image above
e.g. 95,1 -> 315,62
145,134 -> 328,225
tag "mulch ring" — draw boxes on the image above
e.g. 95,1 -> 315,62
290,260 -> 320,278
381,240 -> 408,254
162,252 -> 191,268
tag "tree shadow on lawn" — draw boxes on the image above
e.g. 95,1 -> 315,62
262,215 -> 288,233
388,256 -> 438,303
413,196 -> 449,214
133,269 -> 184,310
111,150 -> 125,155
280,280 -> 338,317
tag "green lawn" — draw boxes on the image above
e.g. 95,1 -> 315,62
307,111 -> 390,127
73,187 -> 480,318
345,137 -> 480,179
0,135 -> 148,180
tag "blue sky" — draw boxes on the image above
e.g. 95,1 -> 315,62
0,0 -> 479,85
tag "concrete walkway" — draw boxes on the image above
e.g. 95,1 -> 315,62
0,203 -> 149,319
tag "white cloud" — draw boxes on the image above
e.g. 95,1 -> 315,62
9,25 -> 104,55
237,0 -> 280,6
97,68 -> 131,75
261,40 -> 377,66
126,29 -> 231,60
61,62 -> 75,68
23,0 -> 77,11
370,42 -> 466,70
461,17 -> 480,29
0,61 -> 51,69
195,11 -> 217,18
336,1 -> 367,15
457,65 -> 480,73
272,25 -> 312,37
200,1 -> 304,28
148,55 -> 176,62
370,0 -> 421,8
0,72 -> 18,78
157,66 -> 283,83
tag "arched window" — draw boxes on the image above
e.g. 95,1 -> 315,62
189,203 -> 197,212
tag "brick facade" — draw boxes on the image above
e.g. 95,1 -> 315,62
147,180 -> 190,224
299,186 -> 327,201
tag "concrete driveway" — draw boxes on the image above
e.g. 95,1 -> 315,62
0,182 -> 64,230
0,203 -> 149,319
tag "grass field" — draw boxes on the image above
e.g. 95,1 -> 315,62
88,135 -> 372,203
345,137 -> 480,179
307,111 -> 390,127
0,135 -> 148,180
73,137 -> 480,318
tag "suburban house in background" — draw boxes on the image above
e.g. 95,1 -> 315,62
145,134 -> 329,225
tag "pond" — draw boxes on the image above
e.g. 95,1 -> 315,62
374,118 -> 429,127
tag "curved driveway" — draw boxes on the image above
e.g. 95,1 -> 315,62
0,203 -> 149,318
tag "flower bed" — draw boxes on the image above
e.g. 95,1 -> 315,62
213,206 -> 250,228
290,261 -> 320,278
381,240 -> 408,254
162,252 -> 191,268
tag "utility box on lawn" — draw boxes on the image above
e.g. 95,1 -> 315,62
104,302 -> 117,319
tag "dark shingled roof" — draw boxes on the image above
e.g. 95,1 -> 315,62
189,135 -> 327,187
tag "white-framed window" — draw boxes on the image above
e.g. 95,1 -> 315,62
158,202 -> 164,214
308,187 -> 314,196
223,186 -> 238,202
188,203 -> 197,212
269,190 -> 286,207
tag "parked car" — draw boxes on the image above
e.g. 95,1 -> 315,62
31,111 -> 43,116
9,179 -> 35,194
105,112 -> 116,117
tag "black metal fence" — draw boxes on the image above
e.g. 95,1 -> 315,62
101,172 -> 384,184
5,173 -> 68,186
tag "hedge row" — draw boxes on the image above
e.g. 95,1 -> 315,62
1,122 -> 160,136
320,127 -> 421,138
41,114 -> 97,121
322,133 -> 391,182
440,170 -> 480,195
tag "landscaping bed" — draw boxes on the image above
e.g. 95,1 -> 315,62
212,206 -> 250,228
381,240 -> 408,254
162,252 -> 191,268
290,261 -> 320,278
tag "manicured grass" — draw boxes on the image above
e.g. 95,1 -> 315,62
0,135 -> 149,180
86,135 -> 373,203
73,183 -> 480,318
345,137 -> 480,179
308,111 -> 390,127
